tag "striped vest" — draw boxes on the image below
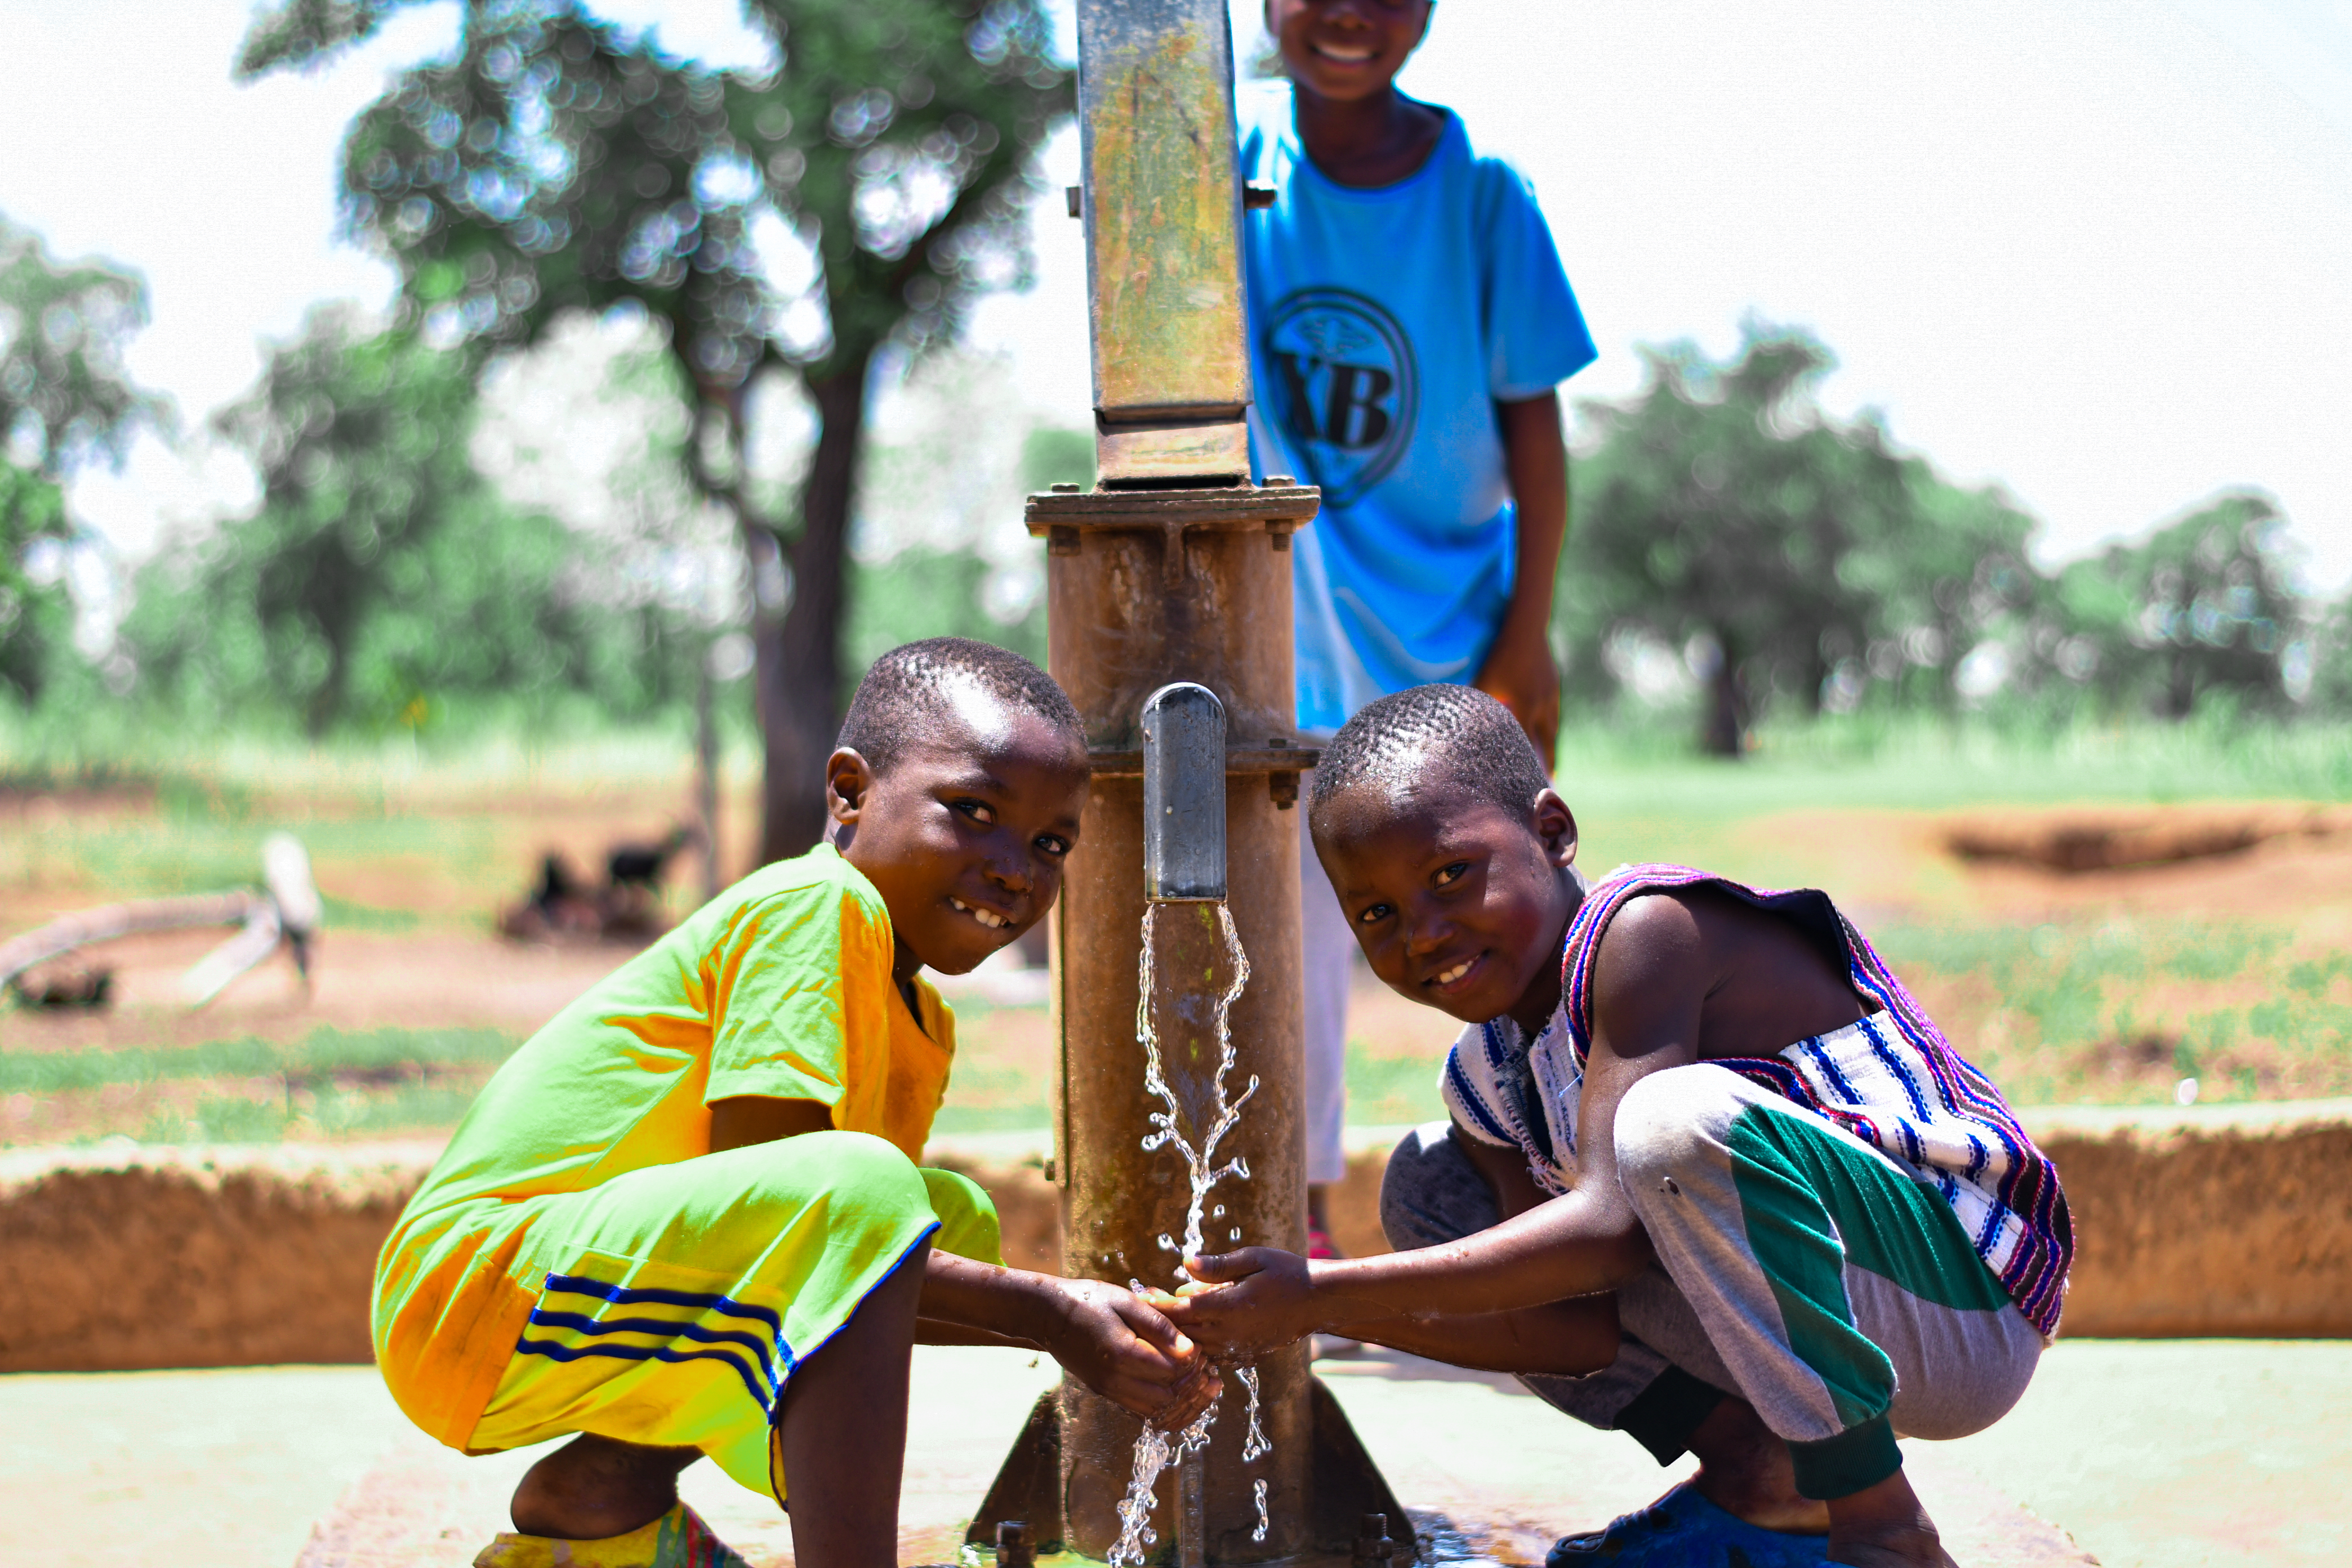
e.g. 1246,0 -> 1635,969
1440,864 -> 2072,1337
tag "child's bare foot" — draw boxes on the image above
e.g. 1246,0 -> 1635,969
1686,1397 -> 1832,1535
1824,1470 -> 1955,1568
511,1435 -> 701,1539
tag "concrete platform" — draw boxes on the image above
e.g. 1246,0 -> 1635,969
13,1339 -> 2349,1568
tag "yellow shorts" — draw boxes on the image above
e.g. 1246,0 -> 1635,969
378,1132 -> 1000,1498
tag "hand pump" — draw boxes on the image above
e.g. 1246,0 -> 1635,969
966,3 -> 1414,1562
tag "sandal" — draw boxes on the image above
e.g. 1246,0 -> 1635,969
473,1503 -> 754,1568
1547,1481 -> 1830,1566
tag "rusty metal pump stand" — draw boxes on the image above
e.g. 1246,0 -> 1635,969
965,2 -> 1413,1564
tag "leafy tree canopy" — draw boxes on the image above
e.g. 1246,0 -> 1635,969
128,306 -> 705,736
1561,325 -> 2329,745
0,212 -> 168,701
237,0 -> 1070,857
2047,491 -> 2304,719
1562,324 -> 2037,752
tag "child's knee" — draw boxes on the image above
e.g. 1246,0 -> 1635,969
760,1129 -> 930,1220
919,1165 -> 1004,1265
1611,1066 -> 1738,1201
1380,1120 -> 1499,1250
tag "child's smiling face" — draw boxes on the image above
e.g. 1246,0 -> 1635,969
1313,782 -> 1583,1032
828,692 -> 1090,979
1268,0 -> 1432,104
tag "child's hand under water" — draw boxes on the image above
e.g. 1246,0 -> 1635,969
1046,1277 -> 1223,1426
1156,1248 -> 1323,1358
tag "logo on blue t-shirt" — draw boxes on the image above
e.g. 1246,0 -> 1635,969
1261,288 -> 1418,508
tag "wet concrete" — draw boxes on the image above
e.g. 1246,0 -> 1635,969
12,1339 -> 2347,1568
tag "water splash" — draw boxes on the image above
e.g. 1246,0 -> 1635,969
1108,1395 -> 1220,1567
1251,1479 -> 1269,1543
1107,901 -> 1267,1568
1137,901 -> 1259,1281
1236,1364 -> 1268,1462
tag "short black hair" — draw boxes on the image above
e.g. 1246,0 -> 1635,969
1309,683 -> 1552,827
838,637 -> 1084,776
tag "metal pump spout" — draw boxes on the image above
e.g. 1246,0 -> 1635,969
1142,682 -> 1227,903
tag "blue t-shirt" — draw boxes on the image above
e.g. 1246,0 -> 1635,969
1239,82 -> 1597,732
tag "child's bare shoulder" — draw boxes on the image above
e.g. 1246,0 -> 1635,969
1592,880 -> 1862,1056
1589,888 -> 1707,973
1596,883 -> 1814,964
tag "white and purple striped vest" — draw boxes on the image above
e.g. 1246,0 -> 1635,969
1441,864 -> 2072,1338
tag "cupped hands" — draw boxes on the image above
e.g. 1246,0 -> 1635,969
1045,1276 -> 1223,1427
1151,1247 -> 1340,1358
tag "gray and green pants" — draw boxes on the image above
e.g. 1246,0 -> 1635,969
1379,1064 -> 2043,1499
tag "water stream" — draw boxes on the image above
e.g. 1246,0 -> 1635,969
1107,901 -> 1272,1567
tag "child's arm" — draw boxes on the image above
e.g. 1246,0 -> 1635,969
1473,390 -> 1569,760
1151,1117 -> 1620,1376
712,1097 -> 1221,1424
920,1251 -> 1223,1417
1450,1114 -> 1553,1221
1165,896 -> 1708,1354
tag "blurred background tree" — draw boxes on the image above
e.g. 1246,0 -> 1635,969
0,212 -> 167,702
1563,327 -> 2032,754
843,418 -> 1085,677
124,306 -> 711,736
2042,492 -> 2305,720
236,0 -> 1070,861
1557,326 -> 2321,751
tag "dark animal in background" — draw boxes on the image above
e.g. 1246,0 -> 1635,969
532,852 -> 582,908
607,826 -> 700,891
500,826 -> 702,945
8,964 -> 114,1009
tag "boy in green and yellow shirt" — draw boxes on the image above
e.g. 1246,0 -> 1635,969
375,639 -> 1215,1568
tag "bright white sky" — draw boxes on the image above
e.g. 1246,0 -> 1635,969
2,0 -> 2347,594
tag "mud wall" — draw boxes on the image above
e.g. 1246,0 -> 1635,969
1,1116 -> 2344,1373
0,1143 -> 435,1373
2030,1120 -> 2352,1337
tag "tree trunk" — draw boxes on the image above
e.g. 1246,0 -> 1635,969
753,348 -> 873,865
1700,639 -> 1745,758
2164,647 -> 2195,720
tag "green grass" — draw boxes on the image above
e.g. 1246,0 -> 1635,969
3,813 -> 508,906
1877,917 -> 2352,1103
0,708 -> 757,803
134,1082 -> 491,1143
318,895 -> 423,933
931,1071 -> 1049,1132
0,1025 -> 517,1095
1342,1043 -> 1447,1127
1554,710 -> 2352,820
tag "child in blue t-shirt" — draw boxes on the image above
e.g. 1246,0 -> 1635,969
1240,0 -> 1596,1254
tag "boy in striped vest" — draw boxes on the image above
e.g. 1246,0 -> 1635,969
1164,685 -> 2069,1568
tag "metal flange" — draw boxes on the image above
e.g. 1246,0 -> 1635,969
1088,741 -> 1320,809
1028,480 -> 1322,589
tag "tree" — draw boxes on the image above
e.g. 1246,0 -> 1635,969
0,212 -> 166,701
127,306 -> 710,733
2042,491 -> 2306,720
2298,595 -> 2351,716
1561,326 -> 2037,754
238,0 -> 1069,858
